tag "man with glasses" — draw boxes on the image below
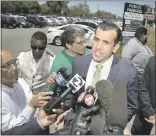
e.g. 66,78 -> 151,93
47,25 -> 89,92
1,49 -> 53,133
17,31 -> 55,94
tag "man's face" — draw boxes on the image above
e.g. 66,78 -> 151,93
92,27 -> 119,63
1,52 -> 18,86
70,36 -> 86,55
31,39 -> 47,59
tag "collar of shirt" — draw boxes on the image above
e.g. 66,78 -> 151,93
1,84 -> 13,95
31,49 -> 47,64
2,80 -> 21,95
90,54 -> 114,69
135,37 -> 146,46
85,54 -> 114,90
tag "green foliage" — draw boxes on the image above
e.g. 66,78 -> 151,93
1,1 -> 117,18
95,10 -> 116,19
68,3 -> 90,17
147,27 -> 155,54
46,1 -> 69,15
41,4 -> 51,14
1,1 -> 41,14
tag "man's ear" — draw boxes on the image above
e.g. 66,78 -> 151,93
113,43 -> 120,53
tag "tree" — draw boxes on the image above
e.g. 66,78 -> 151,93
1,1 -> 14,13
1,1 -> 41,14
95,10 -> 116,20
41,4 -> 51,15
46,1 -> 69,15
69,3 -> 90,17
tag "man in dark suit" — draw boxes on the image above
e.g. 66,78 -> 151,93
71,21 -> 138,134
48,21 -> 138,134
131,56 -> 155,135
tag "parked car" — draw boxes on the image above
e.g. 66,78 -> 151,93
51,18 -> 62,26
14,17 -> 31,28
75,21 -> 98,29
1,14 -> 16,28
47,24 -> 95,47
26,15 -> 47,28
57,17 -> 68,25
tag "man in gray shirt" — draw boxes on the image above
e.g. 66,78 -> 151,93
121,27 -> 153,78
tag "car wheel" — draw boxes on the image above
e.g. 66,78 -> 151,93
54,36 -> 61,46
20,24 -> 23,28
3,24 -> 8,28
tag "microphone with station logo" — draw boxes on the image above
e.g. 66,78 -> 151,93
44,74 -> 85,114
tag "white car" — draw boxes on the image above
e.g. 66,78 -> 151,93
47,24 -> 95,47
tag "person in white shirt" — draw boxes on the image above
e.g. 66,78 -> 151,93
1,49 -> 53,132
17,31 -> 55,94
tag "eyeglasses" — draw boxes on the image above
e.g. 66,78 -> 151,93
31,45 -> 46,50
73,40 -> 87,46
1,59 -> 19,69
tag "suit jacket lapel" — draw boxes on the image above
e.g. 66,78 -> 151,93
108,55 -> 120,83
83,55 -> 92,79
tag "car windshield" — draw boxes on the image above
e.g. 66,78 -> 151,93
38,17 -> 44,21
17,17 -> 26,22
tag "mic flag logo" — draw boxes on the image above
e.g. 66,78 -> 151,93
69,74 -> 85,92
55,72 -> 64,84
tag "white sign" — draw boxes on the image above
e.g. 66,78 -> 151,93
124,12 -> 144,21
125,20 -> 131,24
122,31 -> 135,36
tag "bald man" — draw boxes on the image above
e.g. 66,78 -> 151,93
1,49 -> 53,133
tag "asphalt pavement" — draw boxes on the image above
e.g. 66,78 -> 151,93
1,27 -> 62,57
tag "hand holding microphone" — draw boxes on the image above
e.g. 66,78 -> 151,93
47,72 -> 56,86
44,73 -> 85,115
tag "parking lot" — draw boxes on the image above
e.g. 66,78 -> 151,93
1,27 -> 63,57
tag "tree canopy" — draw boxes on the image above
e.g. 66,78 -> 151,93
1,1 -> 118,19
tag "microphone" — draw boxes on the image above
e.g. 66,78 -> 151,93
77,86 -> 95,103
51,67 -> 71,96
44,74 -> 85,114
88,80 -> 113,135
106,80 -> 127,134
95,80 -> 113,114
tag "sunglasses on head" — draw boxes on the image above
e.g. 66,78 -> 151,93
31,45 -> 46,50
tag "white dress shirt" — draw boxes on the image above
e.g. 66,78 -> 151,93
17,48 -> 55,94
1,78 -> 35,132
85,55 -> 114,90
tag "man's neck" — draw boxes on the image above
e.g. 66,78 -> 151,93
2,80 -> 13,88
64,49 -> 77,57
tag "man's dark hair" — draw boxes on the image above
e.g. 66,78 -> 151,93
61,25 -> 85,48
135,27 -> 147,40
96,21 -> 122,44
31,31 -> 47,45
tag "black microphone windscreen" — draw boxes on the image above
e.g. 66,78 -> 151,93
95,80 -> 113,114
107,80 -> 127,129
